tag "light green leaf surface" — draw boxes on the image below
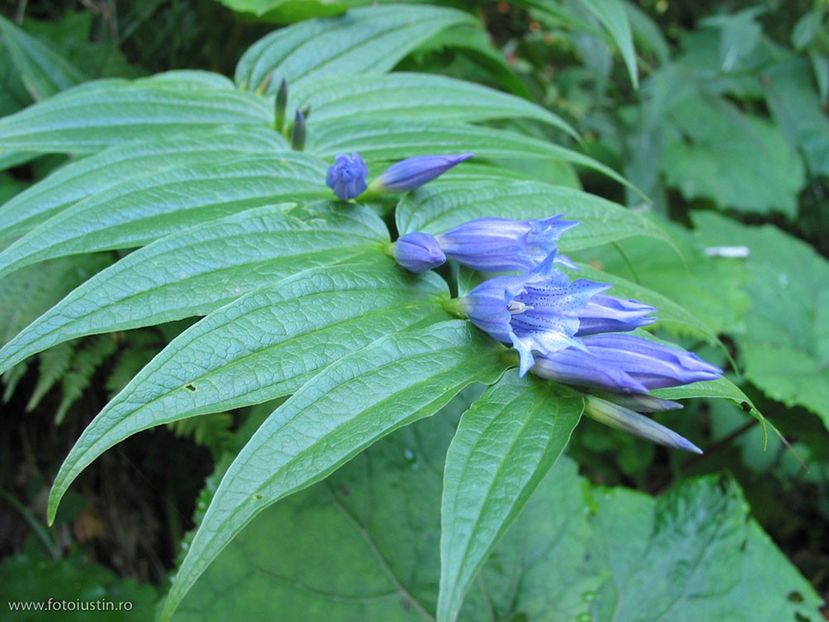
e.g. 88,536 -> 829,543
693,211 -> 829,427
162,320 -> 507,620
173,418 -> 821,621
0,203 -> 387,374
235,5 -> 474,92
292,72 -> 575,136
579,0 -> 639,87
438,372 -> 583,622
0,74 -> 271,154
395,179 -> 665,250
47,261 -> 449,525
0,15 -> 86,100
0,154 -> 330,278
0,127 -> 289,245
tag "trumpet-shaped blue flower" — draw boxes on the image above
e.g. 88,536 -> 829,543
576,295 -> 655,335
393,232 -> 446,273
437,215 -> 579,272
461,256 -> 612,375
584,395 -> 702,454
326,153 -> 368,200
530,333 -> 722,394
374,153 -> 473,192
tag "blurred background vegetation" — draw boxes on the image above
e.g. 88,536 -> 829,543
1,0 -> 827,618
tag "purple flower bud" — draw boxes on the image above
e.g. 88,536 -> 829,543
326,153 -> 368,200
375,153 -> 473,192
393,232 -> 446,273
584,396 -> 702,454
437,215 -> 579,272
576,295 -> 655,335
531,333 -> 722,394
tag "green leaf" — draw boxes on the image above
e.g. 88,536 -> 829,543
47,261 -> 449,524
0,15 -> 87,100
693,211 -> 829,427
162,320 -> 507,620
578,0 -> 639,88
573,263 -> 717,342
309,121 -> 633,190
292,72 -> 576,137
583,475 -> 821,621
173,419 -> 821,621
662,96 -> 805,216
0,153 -> 330,278
0,203 -> 387,374
578,216 -> 749,335
235,5 -> 475,92
438,371 -> 582,622
764,57 -> 829,178
395,178 -> 666,250
0,74 -> 271,154
653,377 -> 764,424
0,127 -> 288,245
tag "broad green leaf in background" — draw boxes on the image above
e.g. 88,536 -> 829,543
764,57 -> 829,178
573,263 -> 716,342
0,154 -> 330,279
290,72 -> 575,136
0,73 -> 271,154
0,203 -> 387,374
234,5 -> 474,92
0,15 -> 86,100
662,96 -> 805,216
438,371 -> 583,622
308,121 -> 633,190
578,0 -> 639,88
47,261 -> 450,524
395,178 -> 666,250
693,211 -> 829,428
579,216 -> 748,335
654,376 -> 764,427
173,416 -> 821,621
0,127 -> 289,245
162,321 -> 507,620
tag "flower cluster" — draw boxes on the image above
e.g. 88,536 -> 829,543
396,212 -> 721,454
325,152 -> 473,200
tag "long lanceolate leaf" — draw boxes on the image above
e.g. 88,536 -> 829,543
0,74 -> 271,154
47,262 -> 450,525
234,5 -> 475,92
291,72 -> 577,137
161,320 -> 507,620
396,178 -> 668,251
439,371 -> 583,622
0,127 -> 288,245
0,203 -> 387,374
0,154 -> 330,279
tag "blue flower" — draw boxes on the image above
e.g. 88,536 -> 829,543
584,395 -> 702,454
437,215 -> 579,272
393,232 -> 446,273
461,256 -> 610,375
374,153 -> 473,192
530,333 -> 722,394
576,295 -> 655,335
326,153 -> 368,200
